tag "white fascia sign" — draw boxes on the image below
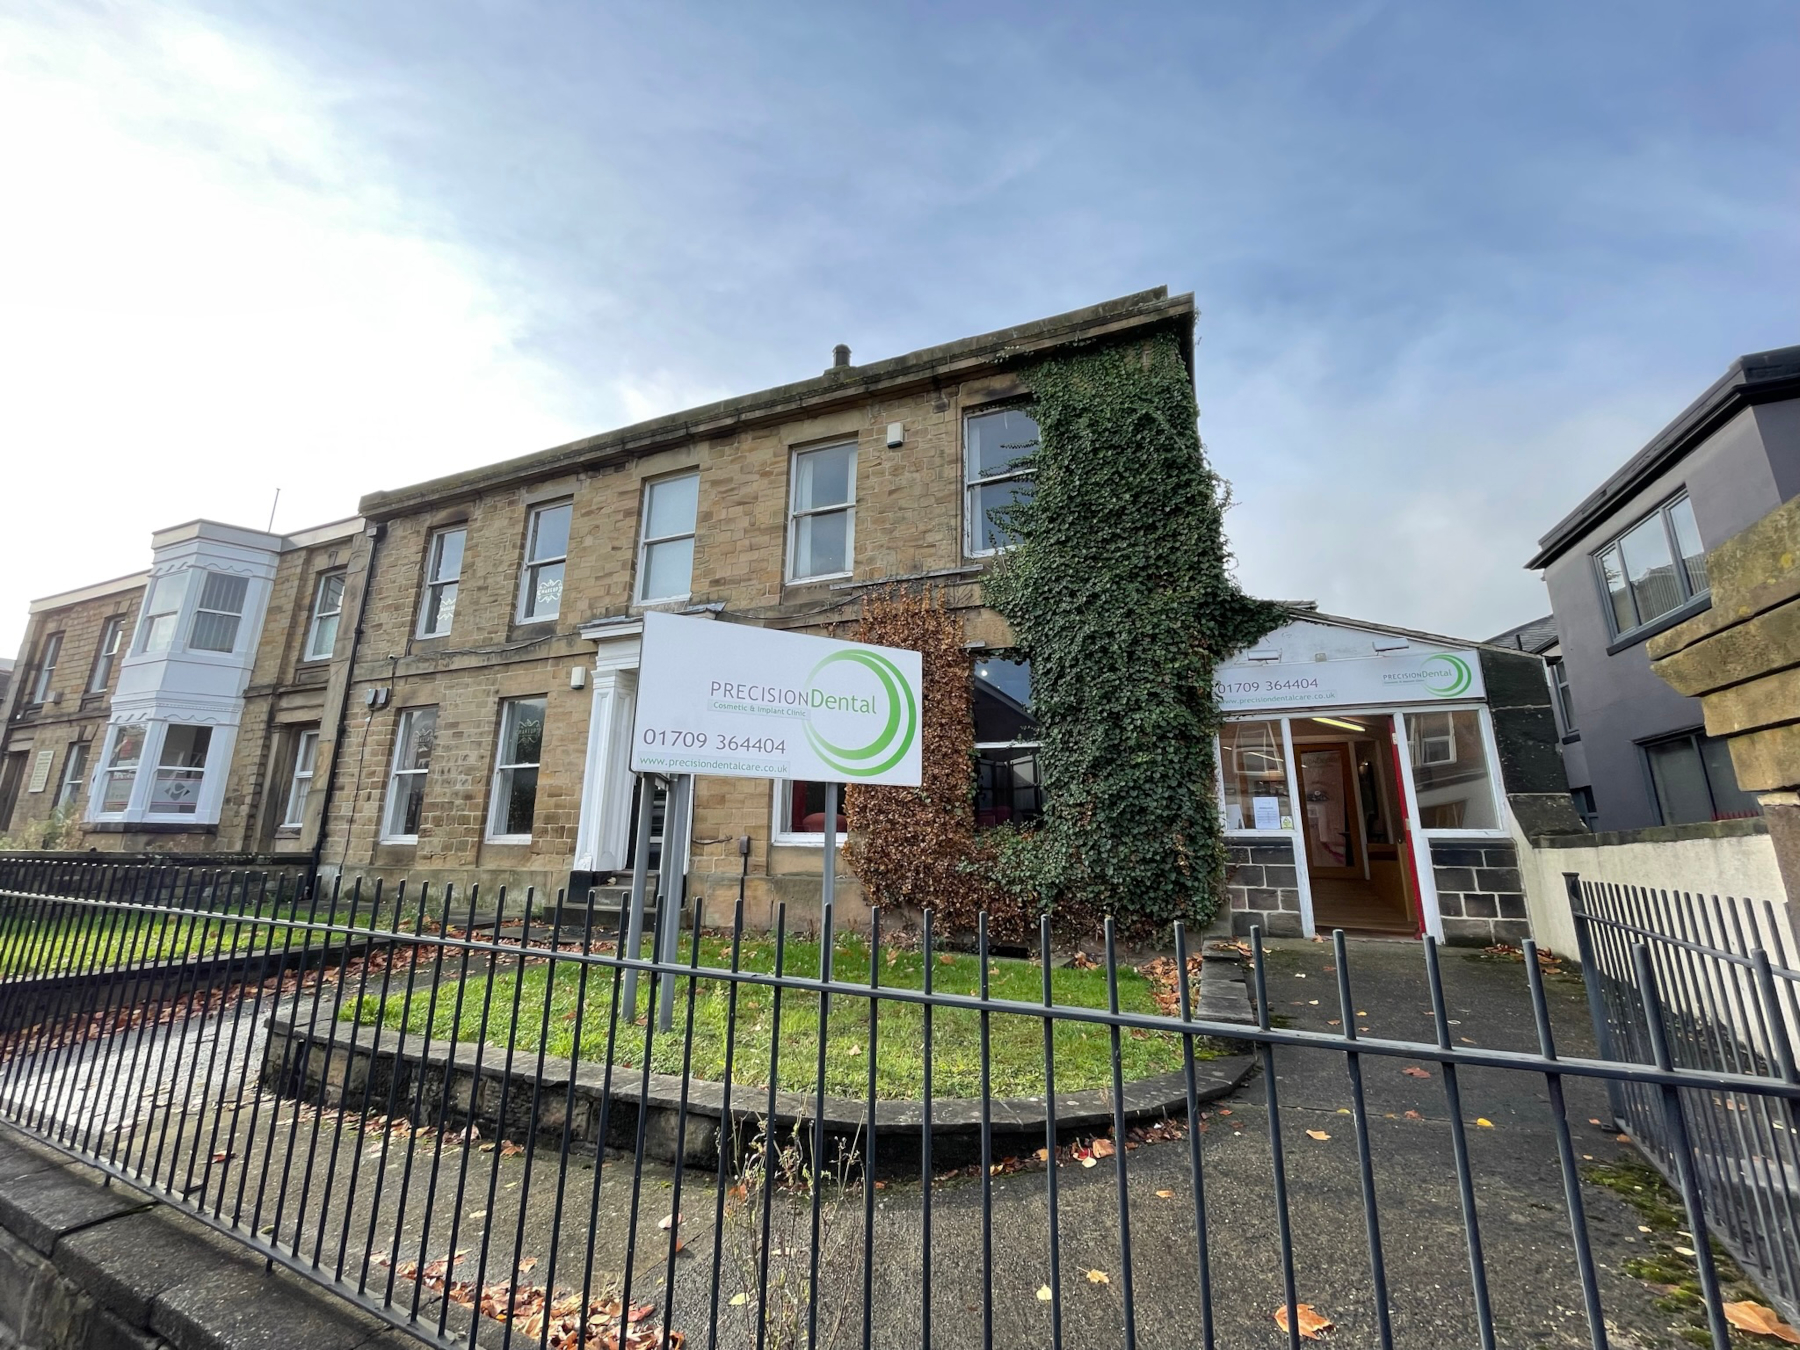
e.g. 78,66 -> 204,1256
631,611 -> 924,786
1216,640 -> 1486,713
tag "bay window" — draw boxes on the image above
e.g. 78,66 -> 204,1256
98,725 -> 145,813
137,573 -> 188,654
189,572 -> 249,653
148,726 -> 211,814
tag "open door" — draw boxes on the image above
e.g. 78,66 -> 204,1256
1298,745 -> 1358,878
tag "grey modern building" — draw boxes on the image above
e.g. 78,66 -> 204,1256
1524,344 -> 1800,833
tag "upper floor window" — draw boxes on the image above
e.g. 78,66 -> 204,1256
637,473 -> 698,603
30,632 -> 62,704
1594,493 -> 1708,639
189,572 -> 249,653
1643,729 -> 1759,826
88,616 -> 125,692
1548,657 -> 1577,736
487,696 -> 545,841
137,573 -> 188,654
305,572 -> 345,661
518,502 -> 571,622
788,443 -> 855,582
419,527 -> 465,637
382,707 -> 438,842
965,407 -> 1039,556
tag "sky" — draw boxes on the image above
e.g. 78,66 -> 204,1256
2,0 -> 1796,657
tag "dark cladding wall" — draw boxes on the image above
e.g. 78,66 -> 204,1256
1477,646 -> 1585,840
1224,837 -> 1302,938
1430,839 -> 1529,947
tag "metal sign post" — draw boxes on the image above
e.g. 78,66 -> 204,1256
820,780 -> 838,982
655,774 -> 692,1031
620,775 -> 657,1018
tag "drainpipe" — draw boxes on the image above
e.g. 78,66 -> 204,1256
307,520 -> 386,894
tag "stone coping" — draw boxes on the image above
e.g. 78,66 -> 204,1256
1534,816 -> 1770,849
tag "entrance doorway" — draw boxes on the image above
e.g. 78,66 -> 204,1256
1292,715 -> 1417,935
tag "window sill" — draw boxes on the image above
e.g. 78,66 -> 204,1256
485,835 -> 534,847
785,572 -> 852,588
379,836 -> 418,847
1604,594 -> 1711,655
631,595 -> 691,611
772,835 -> 847,849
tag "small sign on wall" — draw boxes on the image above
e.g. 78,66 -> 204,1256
27,749 -> 54,794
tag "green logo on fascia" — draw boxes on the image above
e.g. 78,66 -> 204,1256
1423,653 -> 1473,698
803,649 -> 918,777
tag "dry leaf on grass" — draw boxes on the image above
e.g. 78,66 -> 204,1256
1723,1301 -> 1800,1343
1273,1303 -> 1335,1340
1155,1190 -> 1175,1199
1305,1130 -> 1331,1141
1086,1270 -> 1109,1285
1402,1066 -> 1432,1079
659,1213 -> 681,1231
1403,1110 -> 1424,1120
1091,1138 -> 1116,1158
1036,1285 -> 1053,1302
1475,1118 -> 1494,1129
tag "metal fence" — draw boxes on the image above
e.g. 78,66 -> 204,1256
1569,872 -> 1800,1325
0,860 -> 1797,1349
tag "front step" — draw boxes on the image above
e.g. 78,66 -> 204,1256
535,879 -> 684,941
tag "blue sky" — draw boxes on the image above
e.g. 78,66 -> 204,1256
2,1 -> 1796,654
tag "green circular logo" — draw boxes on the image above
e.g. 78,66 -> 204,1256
1423,653 -> 1473,698
803,650 -> 919,778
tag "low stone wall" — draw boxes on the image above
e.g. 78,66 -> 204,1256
1430,839 -> 1529,948
1223,837 -> 1303,938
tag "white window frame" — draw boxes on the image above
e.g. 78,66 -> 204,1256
770,779 -> 848,848
281,729 -> 319,828
1408,710 -> 1459,766
636,472 -> 699,604
786,443 -> 857,583
30,632 -> 62,704
963,405 -> 1039,558
418,527 -> 466,637
94,723 -> 147,818
188,571 -> 249,654
89,616 -> 125,692
145,724 -> 213,818
517,501 -> 572,623
304,572 -> 345,662
136,571 -> 189,654
486,697 -> 546,843
381,708 -> 438,843
54,741 -> 88,810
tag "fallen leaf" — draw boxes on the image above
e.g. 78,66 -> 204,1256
1087,1270 -> 1109,1285
516,1257 -> 536,1272
1336,1108 -> 1351,1115
1274,1302 -> 1336,1340
1355,1010 -> 1367,1016
1092,1138 -> 1116,1158
1589,1118 -> 1602,1126
659,1213 -> 681,1231
1404,1110 -> 1424,1120
848,1043 -> 862,1056
1155,1189 -> 1175,1199
1037,1285 -> 1053,1302
1674,1246 -> 1696,1257
939,953 -> 954,965
1034,1148 -> 1050,1162
1402,1066 -> 1432,1079
1617,1133 -> 1631,1143
1723,1301 -> 1800,1343
1305,1130 -> 1331,1141
730,1292 -> 749,1307
1079,1155 -> 1097,1169
467,1210 -> 487,1221
1218,1108 -> 1232,1117
1327,1019 -> 1341,1026
1637,1225 -> 1652,1233
1476,1118 -> 1494,1129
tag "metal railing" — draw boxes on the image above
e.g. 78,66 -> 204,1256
0,860 -> 1797,1349
1570,873 -> 1800,1325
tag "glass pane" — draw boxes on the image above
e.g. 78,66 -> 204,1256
432,528 -> 466,582
795,445 -> 854,511
1407,709 -> 1497,829
525,561 -> 564,618
1597,546 -> 1634,633
1698,735 -> 1759,819
101,770 -> 136,813
1300,747 -> 1356,869
642,537 -> 694,601
141,613 -> 176,654
108,725 -> 145,768
1668,496 -> 1708,597
295,731 -> 318,775
144,571 -> 189,618
973,477 -> 1035,552
504,699 -> 545,765
1618,513 -> 1681,626
786,780 -> 844,835
197,572 -> 248,616
973,657 -> 1037,741
1647,737 -> 1714,825
307,612 -> 340,659
1219,720 -> 1291,830
317,573 -> 345,618
967,408 -> 1041,480
646,474 -> 699,540
529,503 -> 572,562
388,775 -> 427,838
975,746 -> 1042,829
397,709 -> 438,772
502,766 -> 539,835
159,725 -> 212,768
189,611 -> 241,652
424,582 -> 457,634
794,509 -> 849,578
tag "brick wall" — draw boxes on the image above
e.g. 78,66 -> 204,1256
1430,839 -> 1529,947
1224,838 -> 1304,938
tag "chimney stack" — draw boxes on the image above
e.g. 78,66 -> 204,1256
832,344 -> 851,369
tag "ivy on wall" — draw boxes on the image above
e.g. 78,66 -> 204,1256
983,333 -> 1287,938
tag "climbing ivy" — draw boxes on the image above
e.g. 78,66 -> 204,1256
983,333 -> 1287,938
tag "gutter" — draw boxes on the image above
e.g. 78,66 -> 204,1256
306,520 -> 386,890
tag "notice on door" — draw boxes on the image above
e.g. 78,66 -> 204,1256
1252,796 -> 1282,831
631,611 -> 923,786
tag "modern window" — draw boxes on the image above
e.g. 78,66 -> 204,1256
973,656 -> 1043,829
1594,493 -> 1709,638
418,527 -> 466,637
487,697 -> 546,840
965,406 -> 1039,556
1548,657 -> 1578,737
137,572 -> 189,654
148,726 -> 211,815
88,616 -> 125,692
381,707 -> 438,841
1406,710 -> 1499,830
773,780 -> 847,844
282,729 -> 319,828
1570,785 -> 1599,831
1219,719 -> 1292,831
637,474 -> 698,603
518,501 -> 572,622
304,572 -> 345,661
54,742 -> 88,810
189,572 -> 249,653
1643,730 -> 1759,826
30,632 -> 62,704
788,443 -> 856,582
98,725 -> 145,813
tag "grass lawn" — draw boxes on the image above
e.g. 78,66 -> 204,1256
344,934 -> 1219,1099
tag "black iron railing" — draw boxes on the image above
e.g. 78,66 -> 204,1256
1,859 -> 1798,1349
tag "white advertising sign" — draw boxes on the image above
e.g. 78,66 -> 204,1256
631,611 -> 924,786
1214,646 -> 1485,713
